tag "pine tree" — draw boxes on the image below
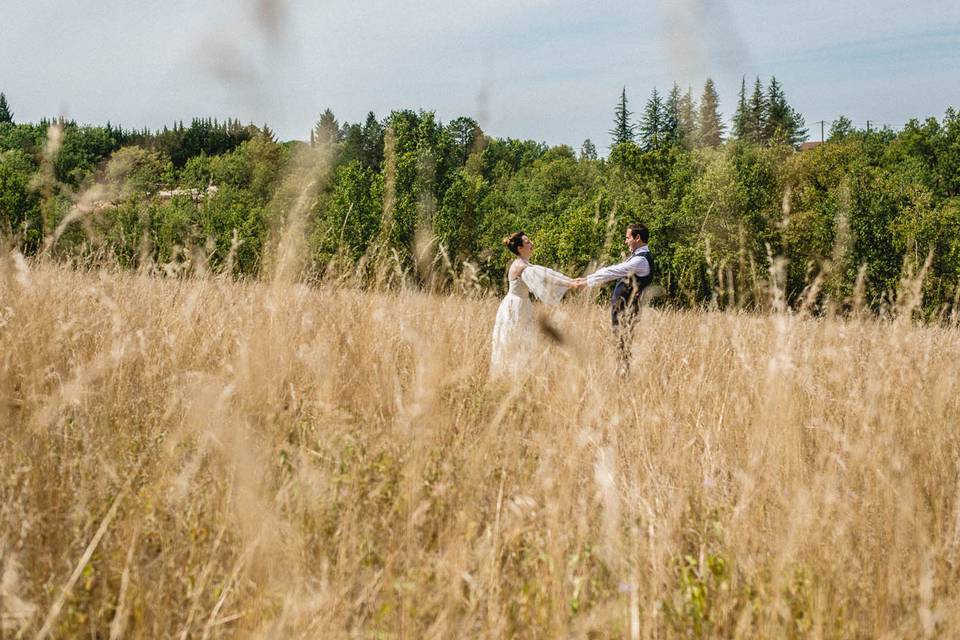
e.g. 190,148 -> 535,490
663,84 -> 683,146
748,77 -> 767,144
790,107 -> 808,146
678,87 -> 697,149
580,138 -> 598,161
609,87 -> 636,147
696,78 -> 725,148
639,87 -> 666,151
764,76 -> 808,146
0,93 -> 14,124
732,77 -> 750,141
313,108 -> 340,147
764,76 -> 789,144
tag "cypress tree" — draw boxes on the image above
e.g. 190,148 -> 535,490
609,87 -> 636,147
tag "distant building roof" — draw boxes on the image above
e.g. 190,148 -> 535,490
799,141 -> 823,151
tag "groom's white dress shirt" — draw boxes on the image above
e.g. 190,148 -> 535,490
586,247 -> 651,287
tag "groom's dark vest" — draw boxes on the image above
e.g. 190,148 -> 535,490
611,248 -> 654,327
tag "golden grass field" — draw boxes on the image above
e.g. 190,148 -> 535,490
2,254 -> 960,638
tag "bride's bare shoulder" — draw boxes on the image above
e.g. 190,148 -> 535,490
508,259 -> 527,280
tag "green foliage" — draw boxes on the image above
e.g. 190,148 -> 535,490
748,77 -> 767,145
664,552 -> 730,637
697,78 -> 724,148
313,109 -> 340,148
0,122 -> 46,156
732,77 -> 751,142
579,138 -> 597,161
0,149 -> 42,250
828,116 -> 855,141
435,168 -> 485,259
311,159 -> 384,266
639,87 -> 666,151
764,76 -> 808,146
55,123 -> 122,186
4,96 -> 960,317
106,146 -> 172,197
609,87 -> 636,147
678,87 -> 698,150
210,134 -> 286,202
0,93 -> 13,124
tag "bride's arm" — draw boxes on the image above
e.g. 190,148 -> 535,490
539,267 -> 576,287
521,265 -> 574,305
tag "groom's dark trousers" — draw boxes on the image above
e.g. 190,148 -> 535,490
610,250 -> 654,375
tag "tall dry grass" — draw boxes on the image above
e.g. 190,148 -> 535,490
2,252 -> 960,638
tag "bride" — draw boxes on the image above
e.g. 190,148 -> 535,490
490,231 -> 582,374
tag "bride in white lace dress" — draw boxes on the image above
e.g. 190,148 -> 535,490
490,232 -> 582,374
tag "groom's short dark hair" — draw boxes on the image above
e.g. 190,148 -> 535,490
627,223 -> 648,243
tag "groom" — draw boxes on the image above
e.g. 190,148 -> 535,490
576,223 -> 653,373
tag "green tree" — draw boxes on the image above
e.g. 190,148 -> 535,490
313,109 -> 340,148
663,84 -> 683,147
180,153 -> 214,189
609,87 -> 636,147
312,159 -> 384,266
732,77 -> 751,141
764,76 -> 807,146
697,78 -> 725,148
0,150 -> 41,250
435,168 -> 485,259
639,87 -> 666,151
829,116 -> 855,141
54,123 -> 123,186
678,87 -> 697,149
0,93 -> 13,124
748,77 -> 767,144
580,138 -> 598,161
210,133 -> 285,203
938,108 -> 960,197
445,116 -> 482,168
105,146 -> 172,198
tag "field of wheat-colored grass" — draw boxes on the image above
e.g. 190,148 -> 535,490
2,253 -> 960,638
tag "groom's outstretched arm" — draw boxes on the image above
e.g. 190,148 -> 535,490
585,254 -> 649,287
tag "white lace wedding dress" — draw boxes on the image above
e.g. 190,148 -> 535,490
490,260 -> 575,375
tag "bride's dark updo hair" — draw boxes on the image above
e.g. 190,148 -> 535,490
503,231 -> 526,255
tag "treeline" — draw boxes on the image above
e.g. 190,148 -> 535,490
1,81 -> 960,316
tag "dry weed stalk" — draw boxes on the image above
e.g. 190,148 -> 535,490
1,252 -> 959,638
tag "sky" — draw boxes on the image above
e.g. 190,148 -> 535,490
1,0 -> 959,152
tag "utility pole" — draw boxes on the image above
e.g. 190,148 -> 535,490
820,120 -> 825,143
866,120 -> 871,134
